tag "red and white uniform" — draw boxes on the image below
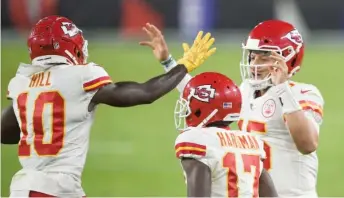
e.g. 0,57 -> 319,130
238,80 -> 324,197
7,61 -> 112,197
175,127 -> 265,197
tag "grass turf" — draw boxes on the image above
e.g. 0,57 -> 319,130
1,42 -> 343,196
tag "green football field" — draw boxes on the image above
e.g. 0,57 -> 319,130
1,41 -> 343,196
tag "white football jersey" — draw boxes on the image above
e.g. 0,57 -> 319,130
175,127 -> 265,197
7,62 -> 112,197
238,80 -> 324,197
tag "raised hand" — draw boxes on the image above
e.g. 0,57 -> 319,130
177,31 -> 217,72
139,23 -> 169,62
268,51 -> 289,85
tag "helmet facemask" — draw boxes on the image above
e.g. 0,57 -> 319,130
78,30 -> 89,64
65,34 -> 89,65
174,96 -> 192,131
240,42 -> 296,90
81,39 -> 89,64
174,89 -> 219,131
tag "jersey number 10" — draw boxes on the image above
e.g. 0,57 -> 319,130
17,91 -> 65,157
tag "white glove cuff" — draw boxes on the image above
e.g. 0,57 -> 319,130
161,54 -> 178,72
273,82 -> 302,114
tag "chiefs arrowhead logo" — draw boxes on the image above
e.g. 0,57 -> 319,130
191,85 -> 216,103
61,22 -> 80,37
284,29 -> 303,45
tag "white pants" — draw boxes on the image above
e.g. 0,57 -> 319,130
10,170 -> 85,197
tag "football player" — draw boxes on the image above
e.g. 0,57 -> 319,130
145,20 -> 324,197
1,16 -> 216,197
174,72 -> 278,197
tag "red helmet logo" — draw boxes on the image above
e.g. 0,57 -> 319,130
61,22 -> 80,37
241,20 -> 305,85
175,72 -> 242,130
192,85 -> 216,103
285,29 -> 303,45
28,15 -> 88,65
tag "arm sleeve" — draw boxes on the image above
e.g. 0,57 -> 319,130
161,55 -> 192,93
176,74 -> 192,92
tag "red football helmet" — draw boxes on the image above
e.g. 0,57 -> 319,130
240,20 -> 305,90
174,72 -> 242,130
27,15 -> 88,65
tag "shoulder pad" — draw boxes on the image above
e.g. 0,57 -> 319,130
175,127 -> 207,159
290,81 -> 322,98
81,63 -> 112,92
86,62 -> 103,67
290,81 -> 324,118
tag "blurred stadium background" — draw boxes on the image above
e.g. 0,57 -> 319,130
1,0 -> 344,196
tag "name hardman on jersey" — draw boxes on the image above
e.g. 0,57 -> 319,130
175,127 -> 265,197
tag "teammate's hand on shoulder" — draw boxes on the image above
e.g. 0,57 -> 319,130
178,31 -> 217,72
139,23 -> 170,62
268,51 -> 289,85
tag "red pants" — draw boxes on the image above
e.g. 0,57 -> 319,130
29,191 -> 86,197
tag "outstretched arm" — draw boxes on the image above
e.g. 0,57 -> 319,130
259,169 -> 278,197
161,55 -> 193,92
1,105 -> 21,144
181,158 -> 212,197
92,28 -> 215,107
139,23 -> 215,93
91,65 -> 187,107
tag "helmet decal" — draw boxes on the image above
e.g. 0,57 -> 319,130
240,20 -> 305,90
191,85 -> 216,103
28,15 -> 88,65
174,72 -> 242,130
284,29 -> 303,46
61,22 -> 80,37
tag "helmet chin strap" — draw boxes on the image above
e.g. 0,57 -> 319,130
251,66 -> 300,91
65,50 -> 79,65
196,109 -> 219,128
289,66 -> 300,77
249,77 -> 272,90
